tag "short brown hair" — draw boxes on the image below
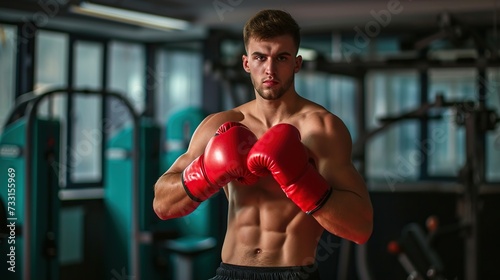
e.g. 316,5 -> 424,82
243,9 -> 301,53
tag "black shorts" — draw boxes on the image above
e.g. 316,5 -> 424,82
209,262 -> 321,280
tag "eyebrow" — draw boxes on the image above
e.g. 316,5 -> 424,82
251,51 -> 293,57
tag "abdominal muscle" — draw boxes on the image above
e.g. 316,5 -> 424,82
221,176 -> 324,267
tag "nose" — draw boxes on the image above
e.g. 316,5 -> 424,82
265,58 -> 276,76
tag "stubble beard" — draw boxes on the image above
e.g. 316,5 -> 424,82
253,75 -> 295,101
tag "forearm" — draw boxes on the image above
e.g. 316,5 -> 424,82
153,172 -> 200,220
313,189 -> 373,244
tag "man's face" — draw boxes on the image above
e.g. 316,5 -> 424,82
242,35 -> 302,100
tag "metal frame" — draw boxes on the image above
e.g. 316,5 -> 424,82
352,94 -> 499,280
19,87 -> 140,280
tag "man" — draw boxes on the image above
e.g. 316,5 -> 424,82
153,9 -> 373,279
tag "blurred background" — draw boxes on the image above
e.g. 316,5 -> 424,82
0,0 -> 499,279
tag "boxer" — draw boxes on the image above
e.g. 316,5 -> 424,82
154,9 -> 373,279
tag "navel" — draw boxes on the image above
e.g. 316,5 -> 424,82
254,248 -> 262,254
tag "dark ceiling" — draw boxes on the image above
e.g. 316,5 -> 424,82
0,0 -> 499,42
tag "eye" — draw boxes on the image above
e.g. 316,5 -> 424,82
255,55 -> 266,61
277,56 -> 287,61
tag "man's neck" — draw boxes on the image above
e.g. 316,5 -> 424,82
254,92 -> 303,128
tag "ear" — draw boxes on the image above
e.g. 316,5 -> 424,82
242,55 -> 250,73
294,55 -> 303,73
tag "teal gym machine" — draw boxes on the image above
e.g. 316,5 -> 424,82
104,116 -> 164,279
0,88 -> 141,280
160,107 -> 218,280
106,106 -> 219,280
105,106 -> 219,280
1,88 -> 220,280
0,114 -> 60,279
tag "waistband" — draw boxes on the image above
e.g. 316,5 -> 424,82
211,262 -> 321,280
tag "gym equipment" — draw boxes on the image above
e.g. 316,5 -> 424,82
160,106 -> 218,280
105,114 -> 215,280
104,117 -> 164,279
387,223 -> 446,280
163,107 -> 206,171
163,236 -> 217,280
387,215 -> 467,280
0,199 -> 7,242
353,94 -> 499,280
0,108 -> 61,280
0,88 -> 140,280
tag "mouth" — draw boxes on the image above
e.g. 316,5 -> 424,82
263,80 -> 278,87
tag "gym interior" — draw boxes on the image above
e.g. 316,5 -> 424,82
1,0 -> 500,279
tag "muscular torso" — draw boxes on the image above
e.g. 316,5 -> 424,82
217,101 -> 328,266
221,176 -> 324,266
156,95 -> 371,266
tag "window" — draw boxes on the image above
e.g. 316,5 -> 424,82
71,40 -> 104,183
486,69 -> 500,182
107,41 -> 145,138
35,30 -> 68,122
34,30 -> 69,186
36,31 -> 68,90
365,71 -> 420,183
35,34 -> 148,188
427,69 -> 477,177
0,24 -> 17,134
156,49 -> 203,124
108,41 -> 145,112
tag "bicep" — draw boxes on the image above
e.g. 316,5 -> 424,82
314,116 -> 367,197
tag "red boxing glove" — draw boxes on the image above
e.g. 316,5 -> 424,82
247,123 -> 332,214
182,122 -> 258,202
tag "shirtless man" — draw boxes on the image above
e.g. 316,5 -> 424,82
153,9 -> 373,279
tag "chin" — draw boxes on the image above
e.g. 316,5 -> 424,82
258,90 -> 284,100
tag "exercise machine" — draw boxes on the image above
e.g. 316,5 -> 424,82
160,106 -> 218,280
353,94 -> 499,280
0,88 -> 140,280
